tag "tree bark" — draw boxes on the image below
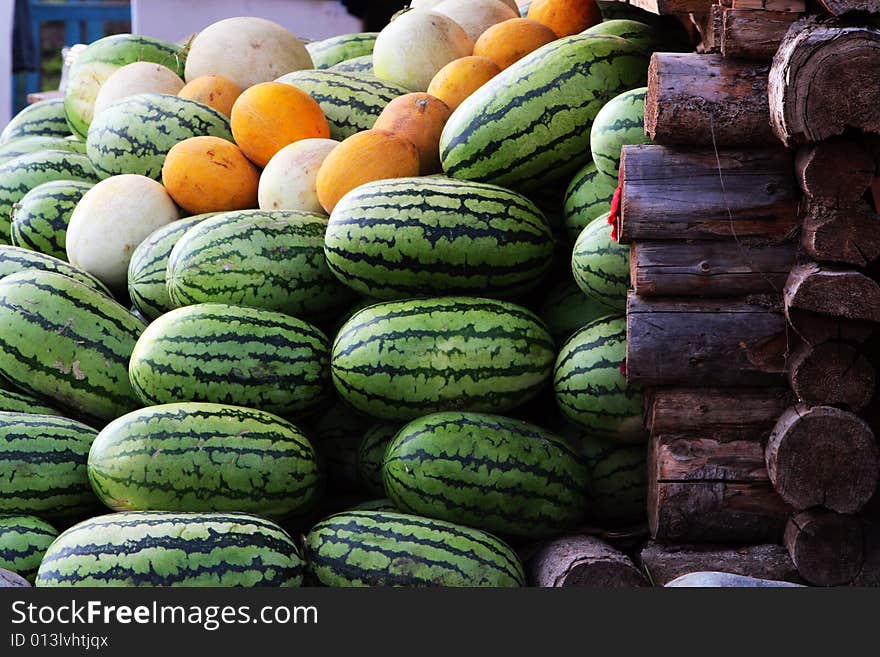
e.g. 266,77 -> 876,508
619,145 -> 798,243
795,138 -> 876,203
627,294 -> 787,387
785,509 -> 865,586
529,535 -> 648,588
645,53 -> 772,146
630,241 -> 796,297
801,200 -> 880,268
818,0 -> 880,16
769,18 -> 880,146
784,263 -> 880,324
731,0 -> 805,9
722,9 -> 802,61
639,541 -> 803,586
788,341 -> 876,411
766,405 -> 879,513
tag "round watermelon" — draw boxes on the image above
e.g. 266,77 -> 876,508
571,212 -> 629,311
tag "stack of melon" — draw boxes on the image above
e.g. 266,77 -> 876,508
0,0 -> 685,588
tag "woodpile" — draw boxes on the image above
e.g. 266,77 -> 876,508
614,0 -> 880,585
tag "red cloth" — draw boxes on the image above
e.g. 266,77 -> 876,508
608,184 -> 622,242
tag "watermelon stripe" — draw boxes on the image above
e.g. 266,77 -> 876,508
0,99 -> 71,144
0,516 -> 58,582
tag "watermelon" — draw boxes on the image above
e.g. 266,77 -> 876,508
563,161 -> 618,242
35,512 -> 303,587
357,423 -> 399,496
127,214 -> 216,320
305,510 -> 524,587
276,70 -> 410,140
0,568 -> 29,587
332,297 -> 556,421
64,34 -> 187,139
86,93 -> 232,180
440,35 -> 649,191
348,498 -> 397,512
0,245 -> 112,296
554,315 -> 645,442
590,86 -> 649,178
0,412 -> 99,519
583,20 -> 662,52
88,403 -> 323,518
0,150 -> 99,242
571,213 -> 629,311
0,516 -> 58,582
166,209 -> 356,321
383,412 -> 588,537
0,136 -> 85,166
579,432 -> 647,526
307,33 -> 379,69
325,176 -> 554,299
129,304 -> 331,416
0,270 -> 144,421
0,99 -> 71,144
306,399 -> 367,493
10,180 -> 94,261
0,388 -> 61,415
329,55 -> 374,75
538,279 -> 615,343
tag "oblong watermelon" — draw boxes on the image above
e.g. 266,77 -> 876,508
0,135 -> 85,166
538,279 -> 614,343
306,32 -> 379,69
0,516 -> 59,582
10,180 -> 94,260
590,86 -> 649,178
0,245 -> 111,296
0,99 -> 71,144
357,422 -> 398,496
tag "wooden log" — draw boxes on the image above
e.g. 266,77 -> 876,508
721,9 -> 801,61
795,138 -> 876,203
528,535 -> 649,588
785,509 -> 864,586
801,200 -> 880,268
630,241 -> 796,297
786,309 -> 876,346
731,0 -> 805,10
627,294 -> 787,387
619,146 -> 798,243
647,387 -> 794,439
769,19 -> 880,146
645,54 -> 772,147
639,541 -> 803,586
850,520 -> 880,587
784,263 -> 880,324
766,405 -> 880,514
818,0 -> 880,16
627,0 -> 715,14
788,341 -> 876,411
696,5 -> 723,53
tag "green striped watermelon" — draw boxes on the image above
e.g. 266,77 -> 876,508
0,136 -> 85,166
306,510 -> 525,587
348,498 -> 397,512
554,315 -> 645,442
582,20 -> 664,51
571,213 -> 629,311
0,270 -> 144,421
307,33 -> 379,69
276,70 -> 410,140
0,388 -> 61,416
357,423 -> 398,496
329,55 -> 374,75
36,512 -> 303,587
307,399 -> 367,493
439,35 -> 649,191
0,412 -> 99,519
383,412 -> 588,537
166,209 -> 356,321
0,150 -> 99,242
325,176 -> 554,299
538,279 -> 615,343
0,568 -> 29,587
127,214 -> 216,320
10,180 -> 94,260
579,432 -> 647,526
86,93 -> 232,180
563,161 -> 618,243
590,87 -> 649,178
88,403 -> 323,518
0,245 -> 111,296
0,99 -> 71,144
65,34 -> 187,139
0,516 -> 58,582
129,303 -> 331,415
332,297 -> 556,421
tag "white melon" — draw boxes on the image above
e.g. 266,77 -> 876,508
93,62 -> 185,117
66,175 -> 179,289
258,139 -> 339,214
432,0 -> 518,42
411,0 -> 520,12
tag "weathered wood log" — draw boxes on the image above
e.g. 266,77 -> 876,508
731,0 -> 805,10
850,519 -> 880,587
784,263 -> 880,324
801,200 -> 880,268
769,19 -> 880,146
786,308 -> 876,346
795,138 -> 875,203
619,146 -> 797,243
785,509 -> 865,586
529,535 -> 648,588
649,434 -> 792,544
721,9 -> 801,61
631,241 -> 796,297
766,405 -> 880,513
788,341 -> 876,411
627,0 -> 714,14
645,54 -> 772,146
639,541 -> 803,586
647,387 -> 793,439
627,294 -> 787,387
818,0 -> 880,16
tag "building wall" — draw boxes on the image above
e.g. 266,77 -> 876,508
1,0 -> 13,129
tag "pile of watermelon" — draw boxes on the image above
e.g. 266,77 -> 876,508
0,0 -> 687,588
